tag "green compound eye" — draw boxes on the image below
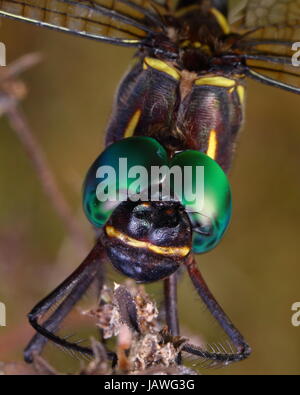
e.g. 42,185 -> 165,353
171,150 -> 232,254
83,137 -> 231,254
83,137 -> 168,227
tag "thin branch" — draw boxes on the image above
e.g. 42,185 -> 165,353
0,54 -> 89,253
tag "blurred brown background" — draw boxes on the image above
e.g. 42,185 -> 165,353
0,15 -> 299,375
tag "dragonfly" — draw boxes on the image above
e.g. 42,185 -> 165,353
1,0 -> 299,368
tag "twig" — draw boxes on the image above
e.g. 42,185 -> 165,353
6,105 -> 88,252
0,54 -> 88,253
1,282 -> 197,375
0,53 -> 42,82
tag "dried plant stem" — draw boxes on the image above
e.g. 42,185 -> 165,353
0,53 -> 89,252
0,53 -> 41,82
6,104 -> 88,253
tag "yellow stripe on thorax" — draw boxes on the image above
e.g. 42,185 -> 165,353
195,76 -> 236,88
143,57 -> 180,80
195,75 -> 246,105
237,85 -> 245,104
106,225 -> 190,257
206,129 -> 218,160
124,109 -> 142,138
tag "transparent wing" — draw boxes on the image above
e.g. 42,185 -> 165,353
0,0 -> 168,47
241,51 -> 300,90
230,0 -> 300,91
231,0 -> 300,28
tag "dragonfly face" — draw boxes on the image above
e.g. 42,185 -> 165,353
102,200 -> 192,283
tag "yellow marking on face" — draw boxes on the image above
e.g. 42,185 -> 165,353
143,57 -> 180,80
229,87 -> 235,94
195,76 -> 236,88
149,244 -> 190,256
207,129 -> 218,160
124,109 -> 142,138
237,85 -> 245,104
106,225 -> 190,257
210,8 -> 230,34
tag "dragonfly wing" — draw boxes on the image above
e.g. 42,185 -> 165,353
231,0 -> 300,28
0,0 -> 167,46
230,0 -> 300,90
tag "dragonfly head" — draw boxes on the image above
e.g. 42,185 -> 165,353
102,200 -> 192,283
83,137 -> 232,281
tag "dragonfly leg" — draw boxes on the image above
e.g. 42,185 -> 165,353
164,273 -> 180,337
24,242 -> 113,362
182,256 -> 251,365
164,272 -> 181,364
